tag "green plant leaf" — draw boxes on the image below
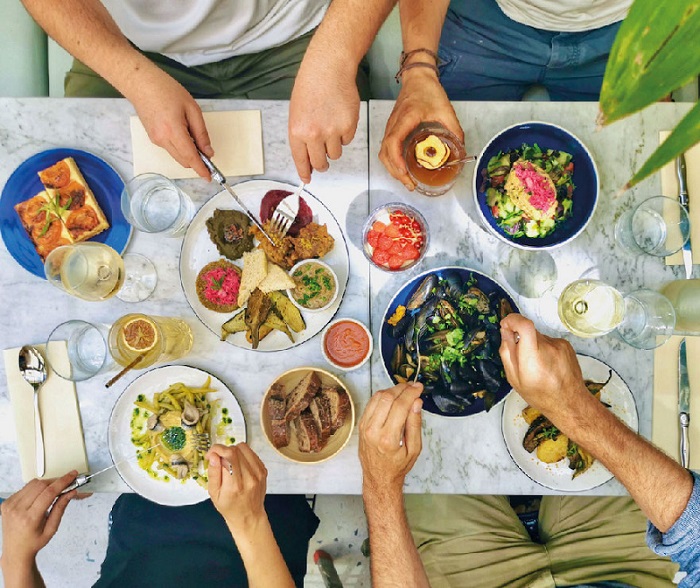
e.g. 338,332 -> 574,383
600,0 -> 700,125
623,100 -> 700,189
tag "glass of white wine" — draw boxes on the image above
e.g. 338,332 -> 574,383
558,279 -> 676,349
44,242 -> 157,303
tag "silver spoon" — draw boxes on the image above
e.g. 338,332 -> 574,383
19,346 -> 47,477
442,154 -> 477,168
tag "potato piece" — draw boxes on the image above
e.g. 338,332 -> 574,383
536,435 -> 569,463
521,406 -> 542,425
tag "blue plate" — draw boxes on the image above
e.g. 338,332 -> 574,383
472,121 -> 599,250
380,266 -> 519,417
0,148 -> 131,278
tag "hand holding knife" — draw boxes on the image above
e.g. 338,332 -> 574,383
676,154 -> 693,279
197,149 -> 277,246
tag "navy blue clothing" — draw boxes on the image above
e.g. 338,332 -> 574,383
93,494 -> 319,587
439,0 -> 622,100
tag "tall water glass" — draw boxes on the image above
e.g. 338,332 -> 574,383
615,195 -> 690,256
45,320 -> 113,381
122,173 -> 194,237
616,289 -> 676,350
661,279 -> 700,334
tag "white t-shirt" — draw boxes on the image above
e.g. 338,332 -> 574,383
101,0 -> 330,66
495,0 -> 631,32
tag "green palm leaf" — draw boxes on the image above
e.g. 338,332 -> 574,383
600,0 -> 700,125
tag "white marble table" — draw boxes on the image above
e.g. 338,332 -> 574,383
369,100 -> 694,495
0,98 -> 370,494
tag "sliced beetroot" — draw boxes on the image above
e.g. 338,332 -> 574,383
259,189 -> 313,237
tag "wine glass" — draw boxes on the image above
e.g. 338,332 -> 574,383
44,242 -> 157,303
557,278 -> 676,349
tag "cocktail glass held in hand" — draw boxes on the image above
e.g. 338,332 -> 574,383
44,242 -> 156,303
108,314 -> 194,370
558,279 -> 676,349
614,195 -> 691,256
121,173 -> 194,237
403,122 -> 467,197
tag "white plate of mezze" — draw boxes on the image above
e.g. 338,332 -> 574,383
179,179 -> 349,352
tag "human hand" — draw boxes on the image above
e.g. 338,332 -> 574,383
0,471 -> 78,565
289,52 -> 360,183
207,443 -> 267,534
124,66 -> 214,180
499,314 -> 592,430
379,69 -> 463,190
359,383 -> 423,495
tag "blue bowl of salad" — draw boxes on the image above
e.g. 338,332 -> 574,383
472,121 -> 599,250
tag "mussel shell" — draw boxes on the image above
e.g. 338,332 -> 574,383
466,287 -> 491,313
497,297 -> 515,321
441,270 -> 464,299
391,343 -> 405,374
432,389 -> 473,414
407,274 -> 438,310
390,312 -> 412,339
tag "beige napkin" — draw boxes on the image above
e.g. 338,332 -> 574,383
4,344 -> 88,482
652,336 -> 700,468
659,131 -> 700,265
130,110 -> 265,179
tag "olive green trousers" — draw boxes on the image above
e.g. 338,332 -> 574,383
65,31 -> 370,100
405,495 -> 678,588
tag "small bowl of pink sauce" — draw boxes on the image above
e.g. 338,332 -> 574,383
321,318 -> 373,371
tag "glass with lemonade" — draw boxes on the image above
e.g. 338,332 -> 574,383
108,314 -> 193,369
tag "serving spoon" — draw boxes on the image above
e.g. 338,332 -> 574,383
19,346 -> 47,477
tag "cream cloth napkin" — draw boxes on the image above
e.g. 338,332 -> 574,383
659,131 -> 700,265
4,343 -> 88,482
130,110 -> 265,179
652,336 -> 700,468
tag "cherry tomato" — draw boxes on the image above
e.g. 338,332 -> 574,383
410,220 -> 421,232
368,229 -> 382,247
385,224 -> 401,238
377,234 -> 393,251
388,255 -> 404,270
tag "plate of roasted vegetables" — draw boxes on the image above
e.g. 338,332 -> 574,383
380,266 -> 518,417
501,354 -> 638,491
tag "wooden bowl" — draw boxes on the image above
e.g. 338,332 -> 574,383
260,367 -> 355,464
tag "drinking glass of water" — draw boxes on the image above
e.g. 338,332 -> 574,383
45,320 -> 114,381
614,195 -> 690,256
121,173 -> 194,237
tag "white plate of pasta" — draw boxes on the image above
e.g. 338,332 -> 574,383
108,365 -> 246,506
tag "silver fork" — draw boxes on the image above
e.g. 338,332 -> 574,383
193,432 -> 211,452
269,183 -> 304,239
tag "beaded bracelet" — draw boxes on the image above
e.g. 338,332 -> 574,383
395,48 -> 443,83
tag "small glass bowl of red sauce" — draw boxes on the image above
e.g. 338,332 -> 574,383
321,318 -> 373,371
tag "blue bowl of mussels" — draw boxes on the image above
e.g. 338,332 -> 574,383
380,266 -> 519,417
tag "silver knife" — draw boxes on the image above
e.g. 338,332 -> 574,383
676,155 -> 693,279
197,149 -> 276,245
679,338 -> 691,468
59,463 -> 118,495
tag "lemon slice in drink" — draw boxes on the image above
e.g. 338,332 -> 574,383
121,317 -> 158,352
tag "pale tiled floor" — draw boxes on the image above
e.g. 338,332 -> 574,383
0,493 -> 370,587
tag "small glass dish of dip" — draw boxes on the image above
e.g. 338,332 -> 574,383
287,259 -> 339,313
321,318 -> 373,371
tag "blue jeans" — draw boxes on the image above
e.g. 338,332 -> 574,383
439,0 -> 622,100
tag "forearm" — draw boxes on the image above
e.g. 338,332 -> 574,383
363,484 -> 430,588
554,393 -> 694,532
303,0 -> 397,71
399,0 -> 450,52
1,555 -> 45,588
228,517 -> 295,588
20,0 -> 159,100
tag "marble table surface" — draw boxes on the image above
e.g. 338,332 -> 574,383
368,100 -> 694,495
0,98 -> 693,496
0,98 -> 370,494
